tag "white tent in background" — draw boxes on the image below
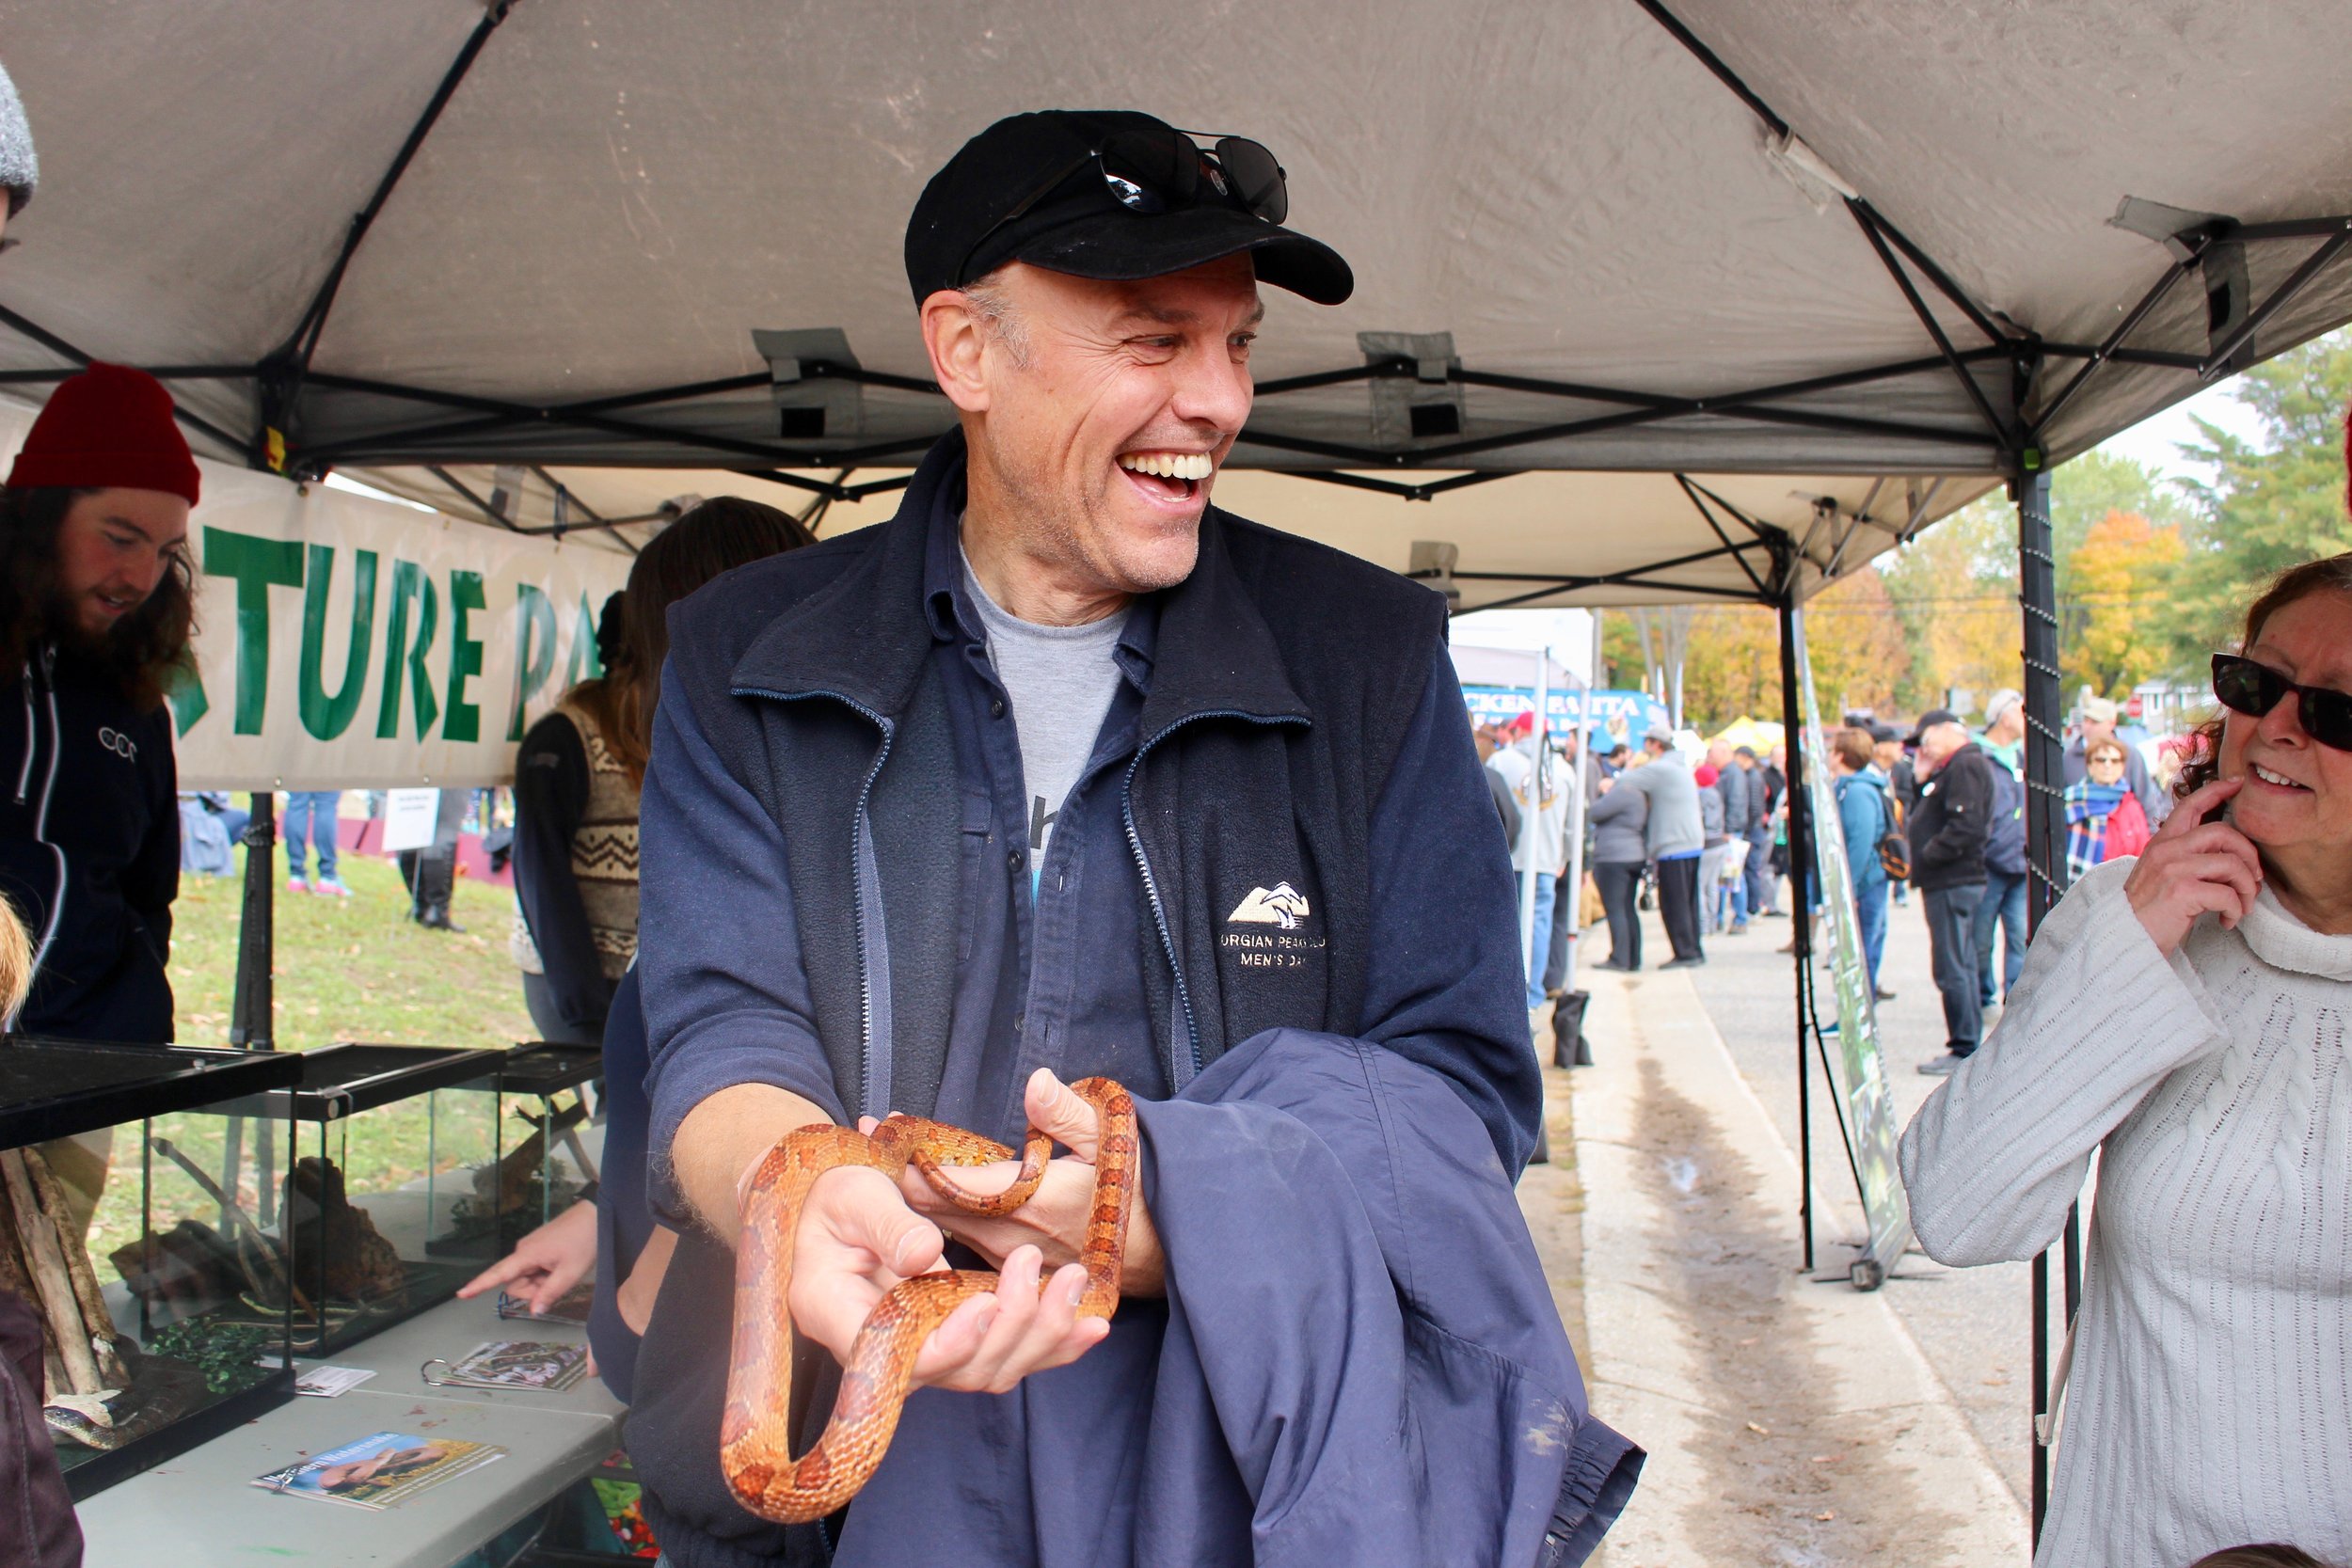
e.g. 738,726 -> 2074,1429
0,0 -> 2344,610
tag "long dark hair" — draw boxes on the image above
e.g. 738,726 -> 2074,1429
569,496 -> 815,784
0,484 -> 198,711
2174,551 -> 2352,799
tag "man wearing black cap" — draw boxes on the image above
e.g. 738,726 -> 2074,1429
628,111 -> 1638,1565
1905,709 -> 1994,1075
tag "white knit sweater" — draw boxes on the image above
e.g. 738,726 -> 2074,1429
1900,859 -> 2352,1568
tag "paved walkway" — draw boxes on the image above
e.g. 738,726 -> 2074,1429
1545,900 -> 2033,1566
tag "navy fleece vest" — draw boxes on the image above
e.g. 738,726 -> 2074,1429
631,434 -> 1447,1567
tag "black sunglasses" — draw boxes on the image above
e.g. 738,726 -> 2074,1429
956,126 -> 1289,289
2211,652 -> 2352,752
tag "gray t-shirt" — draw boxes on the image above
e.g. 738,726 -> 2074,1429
961,551 -> 1131,877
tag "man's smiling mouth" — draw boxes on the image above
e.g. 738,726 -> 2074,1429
1116,451 -> 1213,501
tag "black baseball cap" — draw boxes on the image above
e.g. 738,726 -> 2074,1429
904,110 -> 1354,307
1904,708 -> 1962,747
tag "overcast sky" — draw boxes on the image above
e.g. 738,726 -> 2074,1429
2093,374 -> 2266,484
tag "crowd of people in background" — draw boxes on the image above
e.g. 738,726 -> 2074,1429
1479,674 -> 2211,1091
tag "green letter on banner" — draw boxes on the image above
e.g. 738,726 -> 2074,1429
508,582 -> 559,741
562,591 -> 606,690
201,526 -> 305,735
298,546 -> 377,740
442,569 -> 487,743
165,659 -> 209,737
376,561 -> 439,739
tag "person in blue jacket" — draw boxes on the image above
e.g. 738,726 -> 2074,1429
628,110 -> 1640,1567
1830,725 -> 1895,999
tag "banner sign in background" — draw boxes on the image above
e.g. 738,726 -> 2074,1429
1794,610 -> 1915,1286
1458,686 -> 1672,740
0,405 -> 632,790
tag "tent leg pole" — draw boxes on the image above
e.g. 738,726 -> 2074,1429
230,792 -> 277,1052
2015,461 -> 2063,1552
1777,590 -> 1814,1273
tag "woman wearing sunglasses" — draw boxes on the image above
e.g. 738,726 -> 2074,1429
2061,736 -> 2153,879
1901,552 -> 2352,1568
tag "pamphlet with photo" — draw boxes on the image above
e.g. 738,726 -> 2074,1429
252,1430 -> 504,1509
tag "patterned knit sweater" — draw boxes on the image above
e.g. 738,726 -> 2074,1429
1900,858 -> 2352,1568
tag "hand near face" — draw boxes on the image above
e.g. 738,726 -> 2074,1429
2123,778 -> 2262,956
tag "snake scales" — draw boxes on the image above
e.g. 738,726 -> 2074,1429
720,1077 -> 1137,1524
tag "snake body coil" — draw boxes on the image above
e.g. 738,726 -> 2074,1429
719,1077 -> 1137,1523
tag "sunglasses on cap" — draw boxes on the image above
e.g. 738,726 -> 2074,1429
956,124 -> 1290,288
2211,652 -> 2352,752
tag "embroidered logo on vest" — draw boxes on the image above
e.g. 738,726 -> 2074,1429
1227,882 -> 1311,929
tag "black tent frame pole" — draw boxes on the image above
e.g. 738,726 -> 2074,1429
228,794 -> 276,1051
2014,458 -> 2064,1546
1775,562 -> 1815,1272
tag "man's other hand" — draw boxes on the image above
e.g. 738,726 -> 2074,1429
786,1159 -> 1108,1394
884,1068 -> 1166,1299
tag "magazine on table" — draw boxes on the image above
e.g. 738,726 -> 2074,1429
251,1431 -> 505,1509
421,1338 -> 591,1392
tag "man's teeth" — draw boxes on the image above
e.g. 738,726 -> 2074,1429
2253,764 -> 2305,789
1118,452 -> 1213,482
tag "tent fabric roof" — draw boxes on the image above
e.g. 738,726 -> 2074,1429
354,459 -> 1978,611
2,0 -> 2347,607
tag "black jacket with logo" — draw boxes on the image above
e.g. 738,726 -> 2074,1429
1906,740 -> 1993,893
0,642 -> 179,1041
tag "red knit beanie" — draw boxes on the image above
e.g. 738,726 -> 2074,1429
8,363 -> 199,505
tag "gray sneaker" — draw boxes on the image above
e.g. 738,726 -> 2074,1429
1916,1052 -> 1969,1077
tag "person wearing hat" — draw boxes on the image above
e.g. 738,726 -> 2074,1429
0,362 -> 199,1045
1905,709 -> 1995,1074
2064,694 -> 2166,825
629,111 -> 1637,1564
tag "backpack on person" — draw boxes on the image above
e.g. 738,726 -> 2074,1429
1876,788 -> 1912,882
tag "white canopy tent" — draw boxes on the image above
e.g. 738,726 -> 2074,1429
0,0 -> 2347,610
5,4 -> 2349,1542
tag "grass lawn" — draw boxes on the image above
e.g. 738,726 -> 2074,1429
81,847 -> 542,1265
169,846 -> 534,1053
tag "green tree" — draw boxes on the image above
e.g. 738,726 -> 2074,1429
2163,331 -> 2352,663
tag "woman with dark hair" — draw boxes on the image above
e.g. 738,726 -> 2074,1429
0,363 -> 200,1044
472,497 -> 814,1392
508,496 -> 816,1046
1901,546 -> 2352,1567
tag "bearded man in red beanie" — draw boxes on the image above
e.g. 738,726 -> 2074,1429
0,361 -> 200,1047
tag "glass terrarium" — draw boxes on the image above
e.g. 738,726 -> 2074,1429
0,1033 -> 303,1497
495,1042 -> 601,1243
218,1042 -> 505,1356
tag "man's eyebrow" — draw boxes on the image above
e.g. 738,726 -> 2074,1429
103,514 -> 156,543
1109,299 -> 1267,330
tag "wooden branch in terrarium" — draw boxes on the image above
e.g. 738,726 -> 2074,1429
0,1146 -> 124,1397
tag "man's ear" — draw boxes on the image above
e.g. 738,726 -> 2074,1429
920,290 -> 993,415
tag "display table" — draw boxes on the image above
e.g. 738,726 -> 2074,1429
77,1291 -> 623,1568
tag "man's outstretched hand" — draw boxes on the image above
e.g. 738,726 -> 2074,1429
776,1117 -> 1105,1394
880,1068 -> 1165,1298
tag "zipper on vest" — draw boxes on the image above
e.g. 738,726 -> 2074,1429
25,646 -> 66,983
735,686 -> 895,1117
1121,708 -> 1308,1087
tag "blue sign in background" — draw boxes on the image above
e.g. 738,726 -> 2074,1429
1460,686 -> 1671,740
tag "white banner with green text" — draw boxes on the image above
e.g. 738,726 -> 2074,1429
0,404 -> 632,789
